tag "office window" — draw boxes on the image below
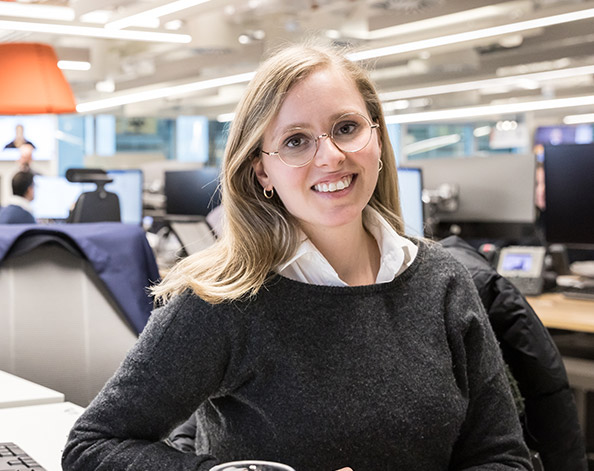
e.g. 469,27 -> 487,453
405,120 -> 529,160
115,117 -> 174,159
176,116 -> 209,163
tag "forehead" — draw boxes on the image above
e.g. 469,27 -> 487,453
271,67 -> 367,130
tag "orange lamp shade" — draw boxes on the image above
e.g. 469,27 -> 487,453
0,42 -> 77,114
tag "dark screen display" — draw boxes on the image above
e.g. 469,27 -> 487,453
543,143 -> 594,246
164,167 -> 221,216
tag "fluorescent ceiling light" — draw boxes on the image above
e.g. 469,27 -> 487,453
0,19 -> 191,43
0,2 -> 74,21
385,95 -> 594,124
58,60 -> 91,71
363,5 -> 505,41
76,71 -> 256,113
473,126 -> 492,137
217,113 -> 235,123
348,7 -> 594,61
106,0 -> 212,30
379,65 -> 594,101
563,113 -> 594,124
404,134 -> 461,155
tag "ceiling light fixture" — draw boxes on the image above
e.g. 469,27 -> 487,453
563,113 -> 594,125
404,134 -> 461,155
363,5 -> 506,41
105,0 -> 212,30
0,1 -> 74,21
0,19 -> 191,43
348,7 -> 594,61
216,113 -> 235,123
76,71 -> 256,113
379,65 -> 594,101
58,60 -> 91,71
384,95 -> 594,124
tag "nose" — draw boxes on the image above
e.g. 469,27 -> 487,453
313,133 -> 345,168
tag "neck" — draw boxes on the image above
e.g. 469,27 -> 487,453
304,218 -> 381,286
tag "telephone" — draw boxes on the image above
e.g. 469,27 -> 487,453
496,246 -> 547,296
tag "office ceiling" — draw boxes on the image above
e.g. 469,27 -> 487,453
1,0 -> 594,124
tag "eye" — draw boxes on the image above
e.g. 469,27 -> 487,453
334,120 -> 359,136
282,132 -> 311,150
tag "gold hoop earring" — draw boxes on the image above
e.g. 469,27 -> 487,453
263,187 -> 274,199
378,158 -> 383,172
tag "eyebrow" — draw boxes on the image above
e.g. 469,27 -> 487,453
273,110 -> 367,139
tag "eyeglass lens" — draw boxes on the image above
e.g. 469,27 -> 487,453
277,112 -> 374,167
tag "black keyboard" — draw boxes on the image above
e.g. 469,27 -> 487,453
561,286 -> 594,301
0,443 -> 45,470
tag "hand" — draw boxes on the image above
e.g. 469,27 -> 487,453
335,468 -> 353,471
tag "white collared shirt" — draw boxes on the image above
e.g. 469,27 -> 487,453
6,195 -> 33,213
276,206 -> 418,286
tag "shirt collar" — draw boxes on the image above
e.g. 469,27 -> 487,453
276,206 -> 418,286
7,195 -> 33,213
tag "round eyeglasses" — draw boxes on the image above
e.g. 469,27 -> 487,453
260,112 -> 379,168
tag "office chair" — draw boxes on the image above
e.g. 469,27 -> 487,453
66,168 -> 121,223
441,235 -> 588,471
0,243 -> 136,406
0,223 -> 160,406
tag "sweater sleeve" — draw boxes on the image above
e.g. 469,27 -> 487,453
443,266 -> 533,471
61,292 -> 234,471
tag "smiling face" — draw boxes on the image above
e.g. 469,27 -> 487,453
252,66 -> 381,241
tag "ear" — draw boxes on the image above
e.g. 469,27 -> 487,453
26,185 -> 34,201
376,124 -> 383,151
252,155 -> 271,189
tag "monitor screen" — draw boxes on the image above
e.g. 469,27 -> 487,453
543,143 -> 594,247
103,169 -> 143,225
500,252 -> 533,272
31,169 -> 143,225
407,154 -> 535,223
31,176 -> 85,220
0,115 -> 56,161
397,167 -> 424,237
164,167 -> 221,217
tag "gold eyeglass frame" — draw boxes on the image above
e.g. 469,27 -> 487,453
260,111 -> 379,168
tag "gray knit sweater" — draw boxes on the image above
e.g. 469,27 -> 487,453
62,242 -> 532,471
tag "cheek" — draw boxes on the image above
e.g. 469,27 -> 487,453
265,163 -> 308,197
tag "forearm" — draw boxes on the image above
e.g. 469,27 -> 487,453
62,432 -> 216,471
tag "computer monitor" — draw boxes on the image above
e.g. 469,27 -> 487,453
407,153 -> 536,223
164,167 -> 221,217
397,167 -> 424,237
31,176 -> 84,220
31,169 -> 143,225
543,143 -> 594,248
103,169 -> 143,225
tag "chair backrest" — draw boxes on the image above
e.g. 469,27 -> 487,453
0,243 -> 137,406
440,235 -> 587,471
69,189 -> 121,223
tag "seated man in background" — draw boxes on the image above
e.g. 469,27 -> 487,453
0,171 -> 36,224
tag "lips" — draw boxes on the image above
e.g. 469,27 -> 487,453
312,174 -> 354,193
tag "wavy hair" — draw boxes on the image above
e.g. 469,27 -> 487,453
152,42 -> 404,305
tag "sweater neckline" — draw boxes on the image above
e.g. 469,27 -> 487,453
267,238 -> 427,296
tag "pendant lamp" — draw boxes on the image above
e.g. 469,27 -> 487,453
0,42 -> 77,114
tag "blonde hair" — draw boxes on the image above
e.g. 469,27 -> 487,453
152,42 -> 404,305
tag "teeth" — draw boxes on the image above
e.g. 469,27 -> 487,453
314,175 -> 353,193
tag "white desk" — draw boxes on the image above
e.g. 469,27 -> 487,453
0,370 -> 64,408
0,401 -> 84,471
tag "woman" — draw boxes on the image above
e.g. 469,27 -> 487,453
62,43 -> 533,471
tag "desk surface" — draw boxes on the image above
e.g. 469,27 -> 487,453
0,401 -> 83,471
0,370 -> 64,409
527,292 -> 594,333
